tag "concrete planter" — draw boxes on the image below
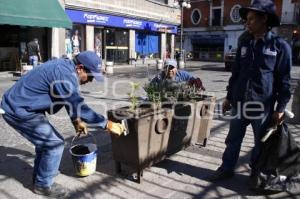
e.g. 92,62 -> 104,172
107,106 -> 173,183
178,60 -> 185,69
106,95 -> 215,183
106,61 -> 114,74
165,95 -> 216,155
156,60 -> 163,70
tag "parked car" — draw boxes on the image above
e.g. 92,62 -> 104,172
224,48 -> 237,71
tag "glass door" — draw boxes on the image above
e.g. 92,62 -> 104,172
105,28 -> 129,64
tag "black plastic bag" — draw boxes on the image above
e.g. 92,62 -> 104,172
252,123 -> 300,191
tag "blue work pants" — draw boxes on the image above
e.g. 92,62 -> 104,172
220,106 -> 273,172
3,113 -> 64,188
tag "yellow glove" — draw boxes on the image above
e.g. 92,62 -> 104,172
106,120 -> 126,136
72,118 -> 88,135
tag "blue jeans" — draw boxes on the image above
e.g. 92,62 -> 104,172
29,55 -> 38,67
3,113 -> 64,187
220,106 -> 272,172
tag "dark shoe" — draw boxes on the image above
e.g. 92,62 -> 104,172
208,168 -> 234,182
33,182 -> 68,198
248,173 -> 260,190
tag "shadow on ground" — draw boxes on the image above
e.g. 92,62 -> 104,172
0,146 -> 34,190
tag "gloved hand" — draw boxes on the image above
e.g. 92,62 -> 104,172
188,78 -> 205,91
106,120 -> 126,136
72,118 -> 88,135
222,99 -> 232,115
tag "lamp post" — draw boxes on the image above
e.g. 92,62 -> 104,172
174,0 -> 191,69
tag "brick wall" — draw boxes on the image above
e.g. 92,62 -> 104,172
184,0 -> 283,28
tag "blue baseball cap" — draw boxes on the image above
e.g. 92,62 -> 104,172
76,51 -> 103,81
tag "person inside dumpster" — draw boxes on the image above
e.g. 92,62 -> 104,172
150,59 -> 205,91
0,51 -> 127,198
209,0 -> 292,186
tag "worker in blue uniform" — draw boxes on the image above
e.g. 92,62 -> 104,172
210,0 -> 292,183
1,51 -> 126,197
151,59 -> 205,91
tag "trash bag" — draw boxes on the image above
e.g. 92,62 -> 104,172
252,123 -> 300,192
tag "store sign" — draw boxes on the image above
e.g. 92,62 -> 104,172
66,9 -> 177,34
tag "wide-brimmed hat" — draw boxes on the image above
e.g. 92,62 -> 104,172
76,51 -> 103,81
239,0 -> 280,27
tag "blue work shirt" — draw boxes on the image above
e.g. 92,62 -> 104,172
227,31 -> 292,112
151,70 -> 195,83
1,58 -> 107,128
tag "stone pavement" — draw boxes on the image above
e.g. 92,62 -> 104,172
0,61 -> 299,199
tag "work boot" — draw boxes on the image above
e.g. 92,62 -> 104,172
33,182 -> 68,198
208,168 -> 234,182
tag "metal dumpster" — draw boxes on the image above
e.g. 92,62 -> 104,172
107,106 -> 173,183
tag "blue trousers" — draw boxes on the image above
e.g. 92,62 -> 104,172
220,106 -> 273,172
3,113 -> 64,187
29,55 -> 38,67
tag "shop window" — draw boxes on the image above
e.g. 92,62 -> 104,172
105,28 -> 129,63
69,24 -> 84,56
135,31 -> 160,59
191,9 -> 201,25
230,4 -> 242,23
94,28 -> 103,58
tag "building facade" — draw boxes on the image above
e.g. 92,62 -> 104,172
0,0 -> 71,71
63,0 -> 181,64
0,0 -> 181,71
182,0 -> 300,63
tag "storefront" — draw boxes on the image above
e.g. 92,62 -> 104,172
65,9 -> 177,64
191,35 -> 225,61
135,31 -> 160,59
0,0 -> 71,71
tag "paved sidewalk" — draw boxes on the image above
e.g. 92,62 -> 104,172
0,62 -> 299,199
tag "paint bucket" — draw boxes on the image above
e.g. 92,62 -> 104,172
69,135 -> 97,177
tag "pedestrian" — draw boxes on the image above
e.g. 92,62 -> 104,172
72,29 -> 81,55
209,0 -> 292,185
65,31 -> 73,59
0,51 -> 127,197
150,59 -> 205,91
27,38 -> 42,67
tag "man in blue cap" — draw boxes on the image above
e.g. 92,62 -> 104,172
151,59 -> 205,91
210,0 -> 292,184
1,51 -> 126,197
